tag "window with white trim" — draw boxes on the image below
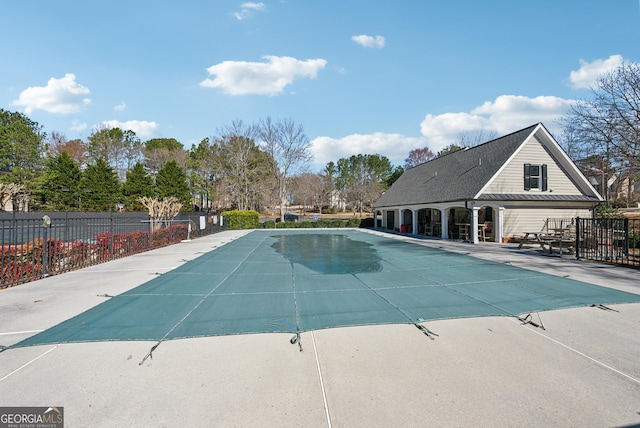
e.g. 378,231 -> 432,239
524,163 -> 547,191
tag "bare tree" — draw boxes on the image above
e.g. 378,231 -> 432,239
562,62 -> 640,206
138,196 -> 182,231
48,131 -> 88,166
291,172 -> 324,217
404,147 -> 435,169
214,120 -> 258,211
145,147 -> 187,177
258,117 -> 313,221
0,183 -> 27,211
456,129 -> 499,147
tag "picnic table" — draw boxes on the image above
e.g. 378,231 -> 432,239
519,227 -> 576,256
543,237 -> 576,258
518,231 -> 549,250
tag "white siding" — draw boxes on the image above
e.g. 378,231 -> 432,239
484,136 -> 583,195
503,207 -> 592,237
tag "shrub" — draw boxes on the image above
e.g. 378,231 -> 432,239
221,210 -> 260,230
347,218 -> 362,227
316,219 -> 348,228
1,245 -> 38,285
358,217 -> 374,228
596,203 -> 624,219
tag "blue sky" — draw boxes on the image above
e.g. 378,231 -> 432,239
2,1 -> 639,170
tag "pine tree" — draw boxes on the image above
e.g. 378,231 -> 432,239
156,160 -> 191,208
40,151 -> 82,210
79,158 -> 121,211
122,162 -> 156,210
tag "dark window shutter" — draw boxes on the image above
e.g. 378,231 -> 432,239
541,164 -> 548,191
524,164 -> 531,190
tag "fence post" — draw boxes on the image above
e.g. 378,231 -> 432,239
42,227 -> 48,277
624,217 -> 629,257
12,209 -> 16,244
575,217 -> 580,259
64,211 -> 69,242
109,212 -> 114,259
41,215 -> 51,278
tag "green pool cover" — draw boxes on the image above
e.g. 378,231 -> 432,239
13,229 -> 640,348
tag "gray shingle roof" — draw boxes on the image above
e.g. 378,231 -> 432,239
374,124 -> 540,208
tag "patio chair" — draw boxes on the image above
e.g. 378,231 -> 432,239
425,221 -> 437,236
478,221 -> 492,241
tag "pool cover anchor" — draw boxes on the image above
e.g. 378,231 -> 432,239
97,294 -> 114,298
519,312 -> 546,330
139,342 -> 161,365
414,323 -> 438,340
290,332 -> 303,352
591,304 -> 619,312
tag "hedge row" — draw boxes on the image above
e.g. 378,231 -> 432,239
262,217 -> 373,229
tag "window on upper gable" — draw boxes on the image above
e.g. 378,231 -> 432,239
524,163 -> 547,191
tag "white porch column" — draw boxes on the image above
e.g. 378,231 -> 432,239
471,206 -> 480,244
412,209 -> 418,235
397,209 -> 402,231
440,208 -> 448,239
373,210 -> 378,230
496,207 -> 505,243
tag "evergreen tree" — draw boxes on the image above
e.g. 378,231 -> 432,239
79,158 -> 121,211
335,154 -> 395,215
436,144 -> 463,158
122,162 -> 156,210
156,160 -> 191,208
40,151 -> 82,210
0,109 -> 47,187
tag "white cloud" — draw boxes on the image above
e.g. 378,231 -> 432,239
114,101 -> 126,111
568,55 -> 625,89
12,73 -> 91,114
420,95 -> 574,153
233,2 -> 266,20
351,34 -> 386,49
310,132 -> 426,167
99,120 -> 160,139
200,55 -> 327,96
70,120 -> 87,132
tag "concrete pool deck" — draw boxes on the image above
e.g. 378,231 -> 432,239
1,229 -> 639,427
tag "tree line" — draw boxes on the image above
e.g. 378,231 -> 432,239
2,61 -> 638,215
0,114 -> 404,217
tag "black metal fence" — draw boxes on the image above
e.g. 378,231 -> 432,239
575,217 -> 640,268
1,211 -> 225,288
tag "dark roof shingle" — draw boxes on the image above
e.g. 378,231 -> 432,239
374,124 -> 539,208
